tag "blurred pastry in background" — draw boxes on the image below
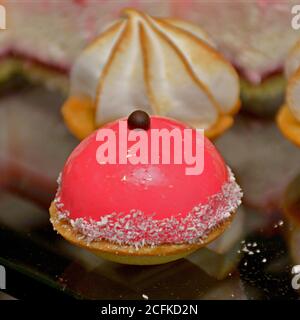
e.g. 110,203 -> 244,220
277,40 -> 300,147
177,1 -> 298,116
0,1 -> 171,93
216,113 -> 300,216
62,8 -> 240,140
0,1 -> 297,116
279,40 -> 300,270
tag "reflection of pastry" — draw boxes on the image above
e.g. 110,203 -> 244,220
62,8 -> 240,140
61,256 -> 246,299
282,174 -> 300,265
187,206 -> 245,280
49,111 -> 242,265
277,41 -> 300,147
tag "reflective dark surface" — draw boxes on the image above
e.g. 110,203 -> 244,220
0,86 -> 300,299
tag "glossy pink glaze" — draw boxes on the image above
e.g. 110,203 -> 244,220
58,116 -> 228,221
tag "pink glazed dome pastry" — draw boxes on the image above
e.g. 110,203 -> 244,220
49,111 -> 242,265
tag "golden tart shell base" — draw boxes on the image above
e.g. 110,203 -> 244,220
277,104 -> 300,148
50,202 -> 235,265
62,96 -> 239,141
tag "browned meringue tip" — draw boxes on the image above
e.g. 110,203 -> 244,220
121,7 -> 143,19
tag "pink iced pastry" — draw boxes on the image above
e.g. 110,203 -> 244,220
50,111 -> 242,264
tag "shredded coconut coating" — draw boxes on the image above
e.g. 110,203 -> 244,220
53,167 -> 242,248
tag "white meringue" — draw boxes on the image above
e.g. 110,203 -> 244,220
70,8 -> 240,130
